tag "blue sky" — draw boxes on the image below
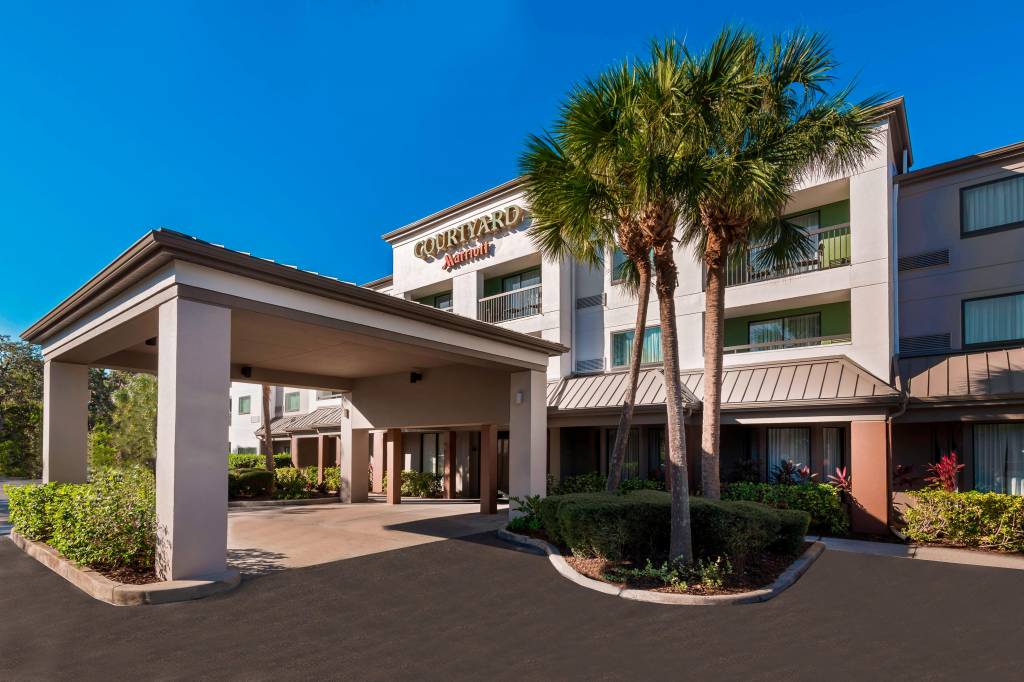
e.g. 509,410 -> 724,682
2,1 -> 1022,338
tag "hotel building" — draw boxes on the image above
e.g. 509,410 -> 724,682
229,98 -> 1024,533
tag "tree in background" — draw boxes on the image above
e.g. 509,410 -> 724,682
0,335 -> 43,477
89,371 -> 158,469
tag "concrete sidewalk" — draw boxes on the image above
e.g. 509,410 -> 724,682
809,535 -> 1024,570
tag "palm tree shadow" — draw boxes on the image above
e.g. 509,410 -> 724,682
229,547 -> 289,576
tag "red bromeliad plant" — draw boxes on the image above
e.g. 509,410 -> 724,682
925,453 -> 964,492
827,467 -> 852,495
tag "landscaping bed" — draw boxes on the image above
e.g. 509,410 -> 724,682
508,489 -> 816,599
564,542 -> 812,595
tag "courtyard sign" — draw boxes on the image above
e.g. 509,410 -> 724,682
412,204 -> 526,268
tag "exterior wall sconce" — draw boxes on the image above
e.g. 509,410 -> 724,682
515,390 -> 524,405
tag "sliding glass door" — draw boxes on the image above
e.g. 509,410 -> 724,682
974,424 -> 1024,495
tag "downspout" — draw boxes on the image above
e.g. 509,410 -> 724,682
886,362 -> 911,539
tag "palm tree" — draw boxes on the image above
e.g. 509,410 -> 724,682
671,29 -> 885,499
521,63 -> 656,493
261,384 -> 275,494
523,53 -> 696,563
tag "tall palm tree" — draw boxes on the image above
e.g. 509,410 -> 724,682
261,384 -> 275,494
524,52 -> 696,563
672,29 -> 885,499
521,63 -> 657,493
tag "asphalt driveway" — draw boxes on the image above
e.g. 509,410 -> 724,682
1,530 -> 1022,680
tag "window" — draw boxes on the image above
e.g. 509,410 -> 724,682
766,427 -> 810,481
419,432 -> 445,475
237,395 -> 251,415
748,312 -> 821,348
285,392 -> 301,413
235,446 -> 258,455
501,268 -> 541,292
611,248 -> 628,283
963,292 -> 1024,348
605,427 -> 640,480
961,175 -> 1024,236
316,390 -> 342,400
433,292 -> 453,311
974,423 -> 1024,495
611,326 -> 662,368
822,427 -> 846,477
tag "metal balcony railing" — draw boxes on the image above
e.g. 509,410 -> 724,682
723,333 -> 852,354
477,284 -> 542,323
725,223 -> 851,287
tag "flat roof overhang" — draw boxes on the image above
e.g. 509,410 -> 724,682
23,229 -> 567,387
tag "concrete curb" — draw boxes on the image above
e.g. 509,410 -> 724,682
497,528 -> 824,606
229,496 -> 340,508
8,532 -> 240,606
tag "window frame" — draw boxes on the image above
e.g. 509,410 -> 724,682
610,325 -> 663,369
959,174 -> 1024,238
501,267 -> 541,293
284,391 -> 301,413
961,290 -> 1024,350
237,395 -> 251,415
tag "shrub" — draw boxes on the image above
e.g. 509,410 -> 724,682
538,490 -> 809,567
6,467 -> 156,570
924,452 -> 964,492
4,482 -> 58,541
273,467 -> 309,499
400,470 -> 442,498
723,481 -> 848,536
230,468 -> 274,498
322,467 -> 340,493
903,489 -> 1024,552
549,472 -> 605,495
227,452 -> 294,470
618,478 -> 666,492
508,494 -> 543,532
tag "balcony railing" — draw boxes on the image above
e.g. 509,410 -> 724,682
723,333 -> 852,355
725,223 -> 851,287
478,284 -> 542,323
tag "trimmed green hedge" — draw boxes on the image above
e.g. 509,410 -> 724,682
227,453 -> 293,470
229,468 -> 274,497
903,490 -> 1024,552
723,482 -> 848,536
539,490 -> 809,565
4,467 -> 156,570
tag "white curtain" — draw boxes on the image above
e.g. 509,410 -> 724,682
962,175 -> 1024,233
767,427 -> 811,478
823,427 -> 845,478
974,424 -> 1024,495
964,294 -> 1024,346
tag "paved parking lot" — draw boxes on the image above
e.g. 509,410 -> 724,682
2,525 -> 1024,680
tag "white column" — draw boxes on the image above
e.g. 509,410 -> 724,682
42,360 -> 89,483
156,298 -> 231,581
541,256 -> 573,379
509,370 -> 547,515
453,270 -> 482,319
339,408 -> 369,503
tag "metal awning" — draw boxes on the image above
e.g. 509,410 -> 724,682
548,355 -> 898,413
898,346 -> 1024,403
255,407 -> 345,437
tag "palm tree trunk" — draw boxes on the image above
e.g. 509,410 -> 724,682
262,384 -> 275,494
606,261 -> 652,491
653,253 -> 693,565
701,232 -> 727,499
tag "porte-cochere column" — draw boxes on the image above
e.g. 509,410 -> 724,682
155,298 -> 232,581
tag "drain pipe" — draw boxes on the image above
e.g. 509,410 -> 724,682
886,361 -> 911,539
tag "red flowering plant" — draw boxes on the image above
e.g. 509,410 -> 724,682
925,452 -> 964,492
827,466 -> 852,495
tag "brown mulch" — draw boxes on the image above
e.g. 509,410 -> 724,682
94,564 -> 160,585
563,542 -> 812,596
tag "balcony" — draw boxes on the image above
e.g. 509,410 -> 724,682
726,223 -> 851,287
478,284 -> 542,323
723,333 -> 852,355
